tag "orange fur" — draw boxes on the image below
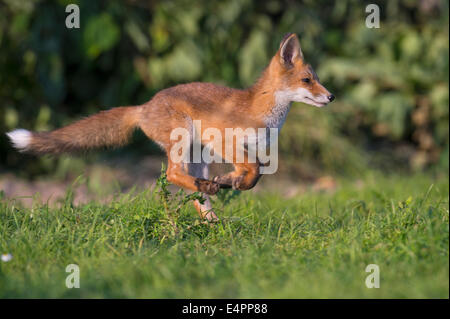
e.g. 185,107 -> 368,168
7,33 -> 334,220
24,106 -> 141,155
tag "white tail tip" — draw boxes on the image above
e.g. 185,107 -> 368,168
6,129 -> 32,151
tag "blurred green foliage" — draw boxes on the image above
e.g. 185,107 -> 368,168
0,0 -> 448,178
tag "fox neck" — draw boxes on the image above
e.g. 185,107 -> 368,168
248,60 -> 293,131
263,94 -> 292,131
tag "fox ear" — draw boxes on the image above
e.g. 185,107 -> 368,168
279,33 -> 303,67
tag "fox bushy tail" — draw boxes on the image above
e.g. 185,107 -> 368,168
7,106 -> 141,154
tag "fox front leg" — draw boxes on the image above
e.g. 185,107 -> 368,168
213,163 -> 261,191
212,173 -> 240,189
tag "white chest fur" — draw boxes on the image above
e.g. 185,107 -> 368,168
263,90 -> 293,131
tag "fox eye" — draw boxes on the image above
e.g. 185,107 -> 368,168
302,78 -> 311,83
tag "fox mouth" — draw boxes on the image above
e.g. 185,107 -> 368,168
305,97 -> 328,107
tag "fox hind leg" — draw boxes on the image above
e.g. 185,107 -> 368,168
142,113 -> 219,195
186,161 -> 218,221
140,109 -> 219,219
165,156 -> 219,195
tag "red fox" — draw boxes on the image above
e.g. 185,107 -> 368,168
7,33 -> 334,221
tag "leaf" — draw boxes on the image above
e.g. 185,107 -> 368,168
83,13 -> 120,59
239,30 -> 268,85
125,21 -> 150,52
166,41 -> 203,81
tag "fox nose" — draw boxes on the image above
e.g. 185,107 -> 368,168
328,94 -> 335,102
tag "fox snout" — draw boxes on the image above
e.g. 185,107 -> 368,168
311,91 -> 334,105
308,83 -> 335,107
321,85 -> 335,103
313,91 -> 335,106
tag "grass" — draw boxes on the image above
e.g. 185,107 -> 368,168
0,170 -> 448,298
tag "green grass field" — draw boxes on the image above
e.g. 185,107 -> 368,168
0,171 -> 448,298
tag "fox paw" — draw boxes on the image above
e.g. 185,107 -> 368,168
213,175 -> 244,190
213,175 -> 232,188
203,211 -> 219,223
195,178 -> 220,195
231,176 -> 244,190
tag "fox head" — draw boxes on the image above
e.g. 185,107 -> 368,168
272,33 -> 334,107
